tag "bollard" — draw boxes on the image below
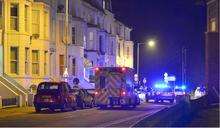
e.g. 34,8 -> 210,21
0,96 -> 2,109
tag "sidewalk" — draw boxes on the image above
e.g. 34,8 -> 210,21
188,105 -> 219,127
0,107 -> 35,118
134,100 -> 219,127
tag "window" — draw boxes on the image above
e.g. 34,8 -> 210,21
72,58 -> 76,76
59,21 -> 64,43
72,27 -> 76,44
25,48 -> 29,75
110,41 -> 114,55
10,4 -> 18,31
44,51 -> 47,75
44,11 -> 49,39
126,47 -> 129,58
32,10 -> 40,35
103,0 -> 106,9
210,18 -> 216,32
10,47 -> 19,74
89,32 -> 93,41
24,5 -> 29,32
32,50 -> 39,75
0,1 -> 3,29
59,55 -> 64,75
118,43 -> 121,57
99,36 -> 104,54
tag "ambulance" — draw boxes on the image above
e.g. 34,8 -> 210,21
94,67 -> 140,108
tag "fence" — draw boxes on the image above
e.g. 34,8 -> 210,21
0,96 -> 19,109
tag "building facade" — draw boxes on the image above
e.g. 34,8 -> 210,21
0,0 -> 134,107
205,0 -> 219,103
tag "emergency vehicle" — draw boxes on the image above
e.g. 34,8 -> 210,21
94,67 -> 140,108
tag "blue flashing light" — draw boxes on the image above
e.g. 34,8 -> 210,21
155,83 -> 169,89
181,85 -> 186,90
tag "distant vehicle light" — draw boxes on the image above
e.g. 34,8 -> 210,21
121,91 -> 126,96
181,85 -> 186,90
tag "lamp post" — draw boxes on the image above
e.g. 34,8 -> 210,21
136,40 -> 156,79
63,0 -> 69,82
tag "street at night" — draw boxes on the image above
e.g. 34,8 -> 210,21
0,0 -> 219,127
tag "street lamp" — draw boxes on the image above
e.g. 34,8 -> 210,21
136,39 -> 156,80
63,0 -> 69,82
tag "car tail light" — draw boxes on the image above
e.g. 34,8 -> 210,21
121,67 -> 126,72
121,90 -> 126,96
95,67 -> 99,72
95,91 -> 99,95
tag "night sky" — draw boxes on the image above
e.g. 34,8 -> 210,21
112,0 -> 206,88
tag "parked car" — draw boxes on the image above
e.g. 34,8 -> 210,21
72,87 -> 95,109
34,82 -> 77,112
154,87 -> 175,103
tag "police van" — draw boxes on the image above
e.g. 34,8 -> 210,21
94,67 -> 140,108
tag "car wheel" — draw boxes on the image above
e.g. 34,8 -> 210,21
61,102 -> 68,112
90,101 -> 94,108
35,107 -> 41,113
81,102 -> 85,109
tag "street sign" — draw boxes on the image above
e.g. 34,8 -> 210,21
164,72 -> 176,83
164,76 -> 176,82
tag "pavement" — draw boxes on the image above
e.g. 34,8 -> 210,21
0,102 -> 172,127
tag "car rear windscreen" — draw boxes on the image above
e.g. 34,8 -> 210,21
38,83 -> 60,92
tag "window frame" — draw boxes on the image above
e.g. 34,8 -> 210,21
10,47 -> 19,74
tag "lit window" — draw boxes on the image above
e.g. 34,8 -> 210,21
10,4 -> 19,31
32,50 -> 39,75
103,0 -> 106,9
32,10 -> 40,35
44,51 -> 48,75
25,5 -> 29,32
25,48 -> 29,75
10,47 -> 19,74
126,47 -> 129,58
44,11 -> 49,39
118,43 -> 121,57
59,55 -> 64,75
210,19 -> 216,32
89,32 -> 93,41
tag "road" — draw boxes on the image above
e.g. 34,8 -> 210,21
0,102 -> 172,127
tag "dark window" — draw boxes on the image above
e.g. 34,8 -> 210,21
72,58 -> 76,76
99,36 -> 105,54
72,27 -> 76,44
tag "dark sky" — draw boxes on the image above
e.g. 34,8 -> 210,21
112,0 -> 206,87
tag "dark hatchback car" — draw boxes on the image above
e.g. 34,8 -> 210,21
34,82 -> 77,112
72,87 -> 95,109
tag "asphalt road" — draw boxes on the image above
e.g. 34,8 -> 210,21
0,102 -> 172,127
